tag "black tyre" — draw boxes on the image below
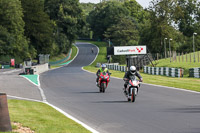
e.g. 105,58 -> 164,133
131,88 -> 136,102
99,87 -> 102,93
101,83 -> 106,93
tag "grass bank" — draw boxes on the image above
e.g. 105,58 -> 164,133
81,40 -> 200,92
151,52 -> 200,77
50,44 -> 78,69
7,100 -> 90,133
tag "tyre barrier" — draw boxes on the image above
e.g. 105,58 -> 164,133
105,64 -> 126,72
144,66 -> 184,78
189,68 -> 200,78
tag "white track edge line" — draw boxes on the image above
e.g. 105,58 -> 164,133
45,102 -> 99,133
7,95 -> 99,133
38,75 -> 47,102
7,95 -> 43,103
81,68 -> 200,94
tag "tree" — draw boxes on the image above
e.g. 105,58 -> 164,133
0,0 -> 30,59
139,0 -> 181,53
88,1 -> 129,39
175,0 -> 199,37
104,17 -> 139,63
123,0 -> 144,23
0,26 -> 15,56
45,0 -> 85,54
104,17 -> 139,46
21,0 -> 54,56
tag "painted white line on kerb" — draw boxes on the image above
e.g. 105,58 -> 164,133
82,68 -> 200,94
37,75 -> 47,102
20,75 -> 47,102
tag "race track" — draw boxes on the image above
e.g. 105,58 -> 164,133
40,42 -> 200,133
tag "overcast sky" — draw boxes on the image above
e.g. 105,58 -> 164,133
79,0 -> 152,8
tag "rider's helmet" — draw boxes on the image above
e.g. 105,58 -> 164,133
130,66 -> 136,75
101,64 -> 106,71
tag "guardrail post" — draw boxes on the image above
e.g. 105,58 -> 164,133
0,93 -> 12,132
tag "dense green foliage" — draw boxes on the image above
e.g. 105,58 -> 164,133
0,0 -> 85,62
21,0 -> 54,56
0,0 -> 29,60
88,1 -> 130,40
44,0 -> 86,55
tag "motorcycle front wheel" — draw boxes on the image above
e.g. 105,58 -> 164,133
131,88 -> 136,102
101,83 -> 106,93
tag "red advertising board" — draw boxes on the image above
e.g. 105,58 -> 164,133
11,59 -> 15,67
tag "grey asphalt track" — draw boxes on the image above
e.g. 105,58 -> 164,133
0,69 -> 42,100
40,42 -> 200,133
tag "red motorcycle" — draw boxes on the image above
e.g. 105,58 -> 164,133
98,72 -> 111,93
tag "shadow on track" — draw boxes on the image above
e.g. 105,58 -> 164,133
79,91 -> 100,94
92,101 -> 128,103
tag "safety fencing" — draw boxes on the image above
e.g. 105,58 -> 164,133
106,64 -> 126,72
97,63 -> 126,72
189,68 -> 200,78
144,66 -> 184,78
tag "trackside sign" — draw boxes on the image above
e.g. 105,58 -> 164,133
114,46 -> 147,55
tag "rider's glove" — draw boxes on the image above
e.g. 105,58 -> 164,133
139,78 -> 143,82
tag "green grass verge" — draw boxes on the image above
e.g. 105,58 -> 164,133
81,40 -> 200,92
7,100 -> 90,133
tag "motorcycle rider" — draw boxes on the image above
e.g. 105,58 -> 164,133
123,66 -> 143,95
96,64 -> 110,85
91,47 -> 94,53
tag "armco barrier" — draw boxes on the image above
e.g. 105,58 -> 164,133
144,66 -> 183,78
189,68 -> 200,78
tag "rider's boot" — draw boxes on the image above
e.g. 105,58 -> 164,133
96,82 -> 99,87
123,88 -> 128,95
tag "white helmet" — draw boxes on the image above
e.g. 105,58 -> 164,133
130,66 -> 136,74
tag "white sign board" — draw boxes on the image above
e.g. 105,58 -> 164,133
114,46 -> 147,55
